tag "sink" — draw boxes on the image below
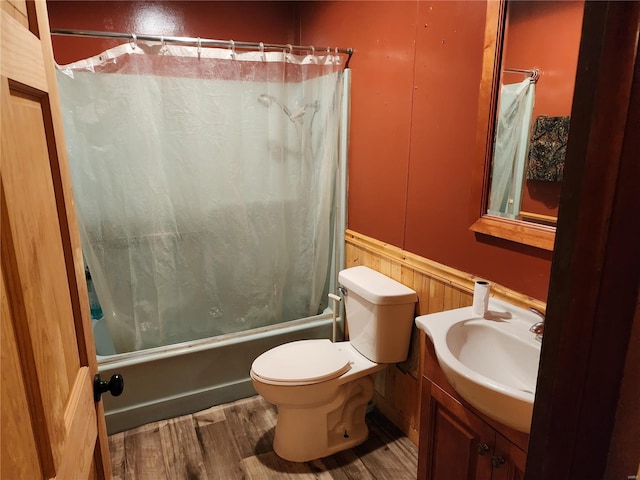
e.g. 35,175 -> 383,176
415,298 -> 542,433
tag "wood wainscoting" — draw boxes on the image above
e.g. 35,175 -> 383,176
344,229 -> 546,445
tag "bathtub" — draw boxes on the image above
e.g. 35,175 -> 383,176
94,313 -> 336,434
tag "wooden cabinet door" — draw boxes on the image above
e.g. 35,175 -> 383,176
492,434 -> 527,480
1,1 -> 111,479
418,379 -> 495,480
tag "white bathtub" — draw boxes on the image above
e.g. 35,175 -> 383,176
94,313 -> 336,434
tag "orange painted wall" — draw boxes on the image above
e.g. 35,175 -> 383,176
48,1 -> 297,65
47,1 -> 553,300
299,1 -> 417,248
300,1 -> 552,300
501,0 -> 584,218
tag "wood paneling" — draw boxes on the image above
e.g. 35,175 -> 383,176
346,229 -> 545,311
345,229 -> 545,446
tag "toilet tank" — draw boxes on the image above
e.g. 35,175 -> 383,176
338,266 -> 417,363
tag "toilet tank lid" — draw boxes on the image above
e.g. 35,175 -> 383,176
339,266 -> 417,305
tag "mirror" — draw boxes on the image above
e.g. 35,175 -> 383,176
470,0 -> 585,250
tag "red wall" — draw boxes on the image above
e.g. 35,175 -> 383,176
299,1 -> 553,300
300,1 -> 418,248
48,1 -> 297,65
47,1 -> 554,300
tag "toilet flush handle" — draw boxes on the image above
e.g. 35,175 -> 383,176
328,293 -> 342,342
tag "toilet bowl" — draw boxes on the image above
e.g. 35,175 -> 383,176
250,266 -> 417,462
251,339 -> 385,462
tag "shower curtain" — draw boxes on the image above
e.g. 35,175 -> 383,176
56,42 -> 345,353
488,77 -> 535,218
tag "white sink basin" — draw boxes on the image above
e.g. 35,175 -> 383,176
415,298 -> 542,433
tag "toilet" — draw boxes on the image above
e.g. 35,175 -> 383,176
250,265 -> 417,462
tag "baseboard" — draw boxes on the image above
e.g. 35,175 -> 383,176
104,378 -> 257,434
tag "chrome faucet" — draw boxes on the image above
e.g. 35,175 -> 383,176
529,308 -> 545,342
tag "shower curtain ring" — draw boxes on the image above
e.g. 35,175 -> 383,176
532,68 -> 540,83
229,39 -> 236,59
287,44 -> 293,56
130,33 -> 137,50
197,37 -> 202,59
259,41 -> 266,62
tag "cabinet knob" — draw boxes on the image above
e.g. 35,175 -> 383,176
477,443 -> 490,456
492,455 -> 506,468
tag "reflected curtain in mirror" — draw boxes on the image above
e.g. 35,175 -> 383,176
488,77 -> 535,219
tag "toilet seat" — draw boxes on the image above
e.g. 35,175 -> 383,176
251,339 -> 352,386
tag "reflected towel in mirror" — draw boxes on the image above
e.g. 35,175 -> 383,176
526,115 -> 570,181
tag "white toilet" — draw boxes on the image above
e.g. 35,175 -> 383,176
250,266 -> 417,462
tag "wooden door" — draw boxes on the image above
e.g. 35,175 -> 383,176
1,1 -> 111,479
418,379 -> 495,480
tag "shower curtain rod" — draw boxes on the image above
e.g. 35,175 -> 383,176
50,28 -> 354,67
503,67 -> 540,83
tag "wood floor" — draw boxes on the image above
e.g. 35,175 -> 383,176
108,395 -> 418,479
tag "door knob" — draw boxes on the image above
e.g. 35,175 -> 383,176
93,373 -> 124,402
492,455 -> 506,468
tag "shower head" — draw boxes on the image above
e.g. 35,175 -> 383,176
258,94 -> 319,125
258,94 -> 293,118
257,94 -> 274,107
290,101 -> 319,120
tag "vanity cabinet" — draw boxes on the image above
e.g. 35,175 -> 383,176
493,434 -> 526,480
418,336 -> 528,480
418,380 -> 526,480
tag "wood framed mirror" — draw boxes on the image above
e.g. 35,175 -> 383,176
470,0 -> 585,251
